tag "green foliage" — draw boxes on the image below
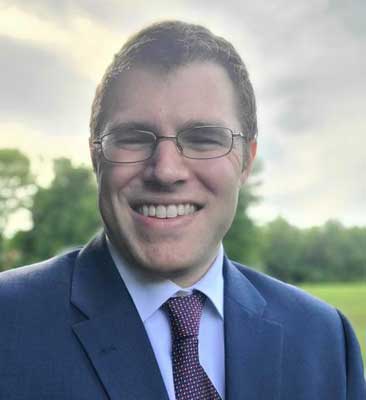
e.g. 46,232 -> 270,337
261,217 -> 307,282
6,158 -> 101,268
223,160 -> 262,266
0,234 -> 4,269
223,188 -> 259,266
0,149 -> 35,232
1,153 -> 366,285
261,218 -> 366,283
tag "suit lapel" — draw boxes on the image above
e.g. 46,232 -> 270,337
224,258 -> 283,400
70,235 -> 283,399
71,234 -> 169,400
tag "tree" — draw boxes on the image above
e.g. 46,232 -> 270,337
302,221 -> 366,282
7,158 -> 101,268
347,226 -> 366,281
0,149 -> 35,233
260,217 -> 307,283
260,218 -> 366,283
223,160 -> 262,266
0,149 -> 35,267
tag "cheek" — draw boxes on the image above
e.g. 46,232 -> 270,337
231,146 -> 246,171
97,163 -> 143,197
198,156 -> 243,195
97,169 -> 117,207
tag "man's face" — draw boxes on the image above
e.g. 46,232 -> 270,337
92,61 -> 256,286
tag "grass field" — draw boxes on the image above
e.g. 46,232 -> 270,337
300,283 -> 366,369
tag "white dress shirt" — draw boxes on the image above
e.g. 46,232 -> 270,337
107,239 -> 225,400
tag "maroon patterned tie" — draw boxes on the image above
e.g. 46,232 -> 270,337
165,292 -> 222,400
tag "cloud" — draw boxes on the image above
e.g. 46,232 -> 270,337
0,35 -> 93,136
1,0 -> 365,228
205,1 -> 366,227
252,110 -> 366,227
243,1 -> 366,136
0,0 -> 193,32
0,4 -> 127,82
328,0 -> 366,37
1,0 -> 90,26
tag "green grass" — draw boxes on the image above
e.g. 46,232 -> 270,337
300,283 -> 366,370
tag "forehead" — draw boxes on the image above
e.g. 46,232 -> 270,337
103,61 -> 241,132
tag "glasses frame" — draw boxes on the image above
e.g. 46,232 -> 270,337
92,125 -> 254,164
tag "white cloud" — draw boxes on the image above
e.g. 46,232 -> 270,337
0,5 -> 124,81
251,112 -> 366,227
1,0 -> 365,229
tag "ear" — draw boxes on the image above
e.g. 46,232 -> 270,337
240,140 -> 257,185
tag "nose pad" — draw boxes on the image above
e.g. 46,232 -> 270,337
155,136 -> 182,154
144,137 -> 189,185
175,141 -> 184,154
152,137 -> 183,163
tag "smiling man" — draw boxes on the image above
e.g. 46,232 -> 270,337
92,61 -> 253,287
0,21 -> 365,400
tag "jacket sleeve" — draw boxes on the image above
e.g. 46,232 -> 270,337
337,311 -> 366,399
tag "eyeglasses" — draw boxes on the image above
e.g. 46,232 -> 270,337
93,125 -> 251,164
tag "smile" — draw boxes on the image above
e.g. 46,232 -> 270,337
136,203 -> 198,218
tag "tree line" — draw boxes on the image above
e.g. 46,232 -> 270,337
1,148 -> 365,284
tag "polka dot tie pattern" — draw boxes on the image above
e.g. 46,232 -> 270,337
165,292 -> 222,400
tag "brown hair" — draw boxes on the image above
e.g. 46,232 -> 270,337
90,20 -> 257,142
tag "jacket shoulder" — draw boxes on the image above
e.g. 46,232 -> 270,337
231,261 -> 340,324
0,249 -> 81,304
231,261 -> 366,397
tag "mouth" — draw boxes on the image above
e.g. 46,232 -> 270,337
132,203 -> 201,219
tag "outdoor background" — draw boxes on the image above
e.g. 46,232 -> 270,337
1,1 -> 365,367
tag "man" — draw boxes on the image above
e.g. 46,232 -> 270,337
0,21 -> 365,400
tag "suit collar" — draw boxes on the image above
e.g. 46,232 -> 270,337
71,233 -> 123,318
224,257 -> 283,400
107,238 -> 225,322
223,256 -> 267,317
70,236 -> 283,400
71,233 -> 169,400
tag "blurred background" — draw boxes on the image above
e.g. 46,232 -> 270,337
0,0 -> 365,365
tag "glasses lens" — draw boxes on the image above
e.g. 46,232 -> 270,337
102,129 -> 155,163
179,127 -> 233,159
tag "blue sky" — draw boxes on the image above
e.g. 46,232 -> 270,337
1,0 -> 365,229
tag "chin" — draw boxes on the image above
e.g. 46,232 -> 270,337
137,258 -> 204,286
110,230 -> 215,281
137,251 -> 193,273
136,244 -> 213,282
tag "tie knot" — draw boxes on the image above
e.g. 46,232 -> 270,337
165,292 -> 206,339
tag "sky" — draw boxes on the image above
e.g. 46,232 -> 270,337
1,0 -> 365,231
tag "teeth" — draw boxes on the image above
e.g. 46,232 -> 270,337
137,203 -> 198,218
167,205 -> 178,218
156,205 -> 166,218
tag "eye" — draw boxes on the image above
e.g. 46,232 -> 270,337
180,127 -> 232,148
105,129 -> 155,149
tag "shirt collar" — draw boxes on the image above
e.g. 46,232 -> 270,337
107,237 -> 224,322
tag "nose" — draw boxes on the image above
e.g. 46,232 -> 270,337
143,137 -> 190,187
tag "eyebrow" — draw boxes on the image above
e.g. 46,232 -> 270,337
106,121 -> 158,133
178,119 -> 228,131
104,118 -> 229,135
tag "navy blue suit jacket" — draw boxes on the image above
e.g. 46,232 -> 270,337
0,233 -> 365,399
